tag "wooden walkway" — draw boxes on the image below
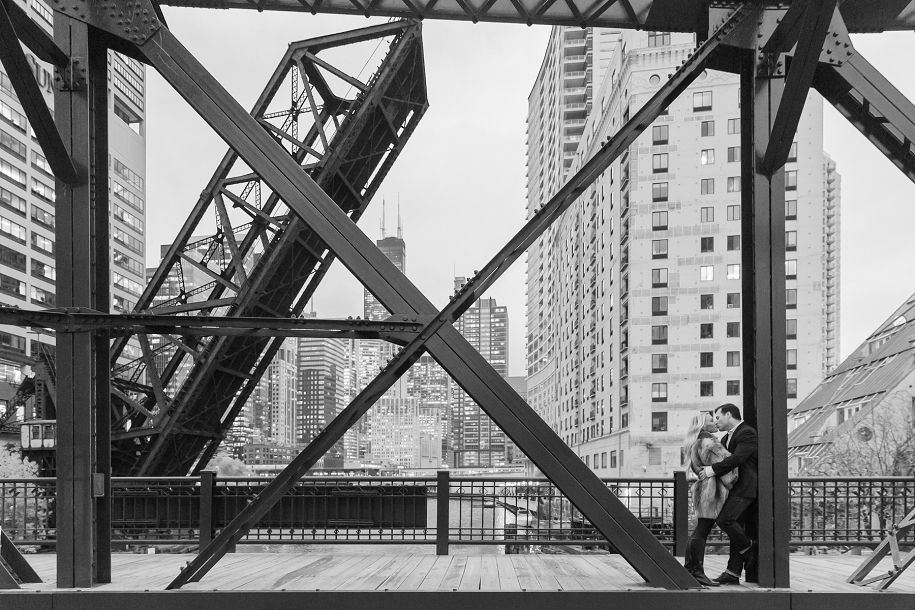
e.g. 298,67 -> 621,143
8,551 -> 915,593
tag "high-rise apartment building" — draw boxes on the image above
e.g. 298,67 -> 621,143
0,1 -> 147,415
525,28 -> 841,477
451,280 -> 510,468
297,330 -> 347,467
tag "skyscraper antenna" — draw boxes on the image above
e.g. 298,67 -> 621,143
397,195 -> 403,240
380,198 -> 386,239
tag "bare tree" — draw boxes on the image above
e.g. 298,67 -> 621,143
807,391 -> 915,477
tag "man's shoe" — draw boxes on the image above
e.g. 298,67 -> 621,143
689,571 -> 720,587
713,572 -> 740,585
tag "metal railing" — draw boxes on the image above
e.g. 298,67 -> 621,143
2,474 -> 912,552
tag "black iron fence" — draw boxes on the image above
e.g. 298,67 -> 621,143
1,474 -> 912,553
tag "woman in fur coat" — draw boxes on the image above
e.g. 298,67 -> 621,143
682,411 -> 737,587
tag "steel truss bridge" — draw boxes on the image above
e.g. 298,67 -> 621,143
1,0 -> 915,597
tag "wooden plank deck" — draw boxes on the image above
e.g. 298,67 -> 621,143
5,551 -> 914,593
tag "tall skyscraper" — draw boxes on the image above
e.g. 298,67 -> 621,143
451,280 -> 510,468
0,2 -> 147,417
525,28 -> 841,476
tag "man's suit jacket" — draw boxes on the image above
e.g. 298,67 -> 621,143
710,422 -> 758,499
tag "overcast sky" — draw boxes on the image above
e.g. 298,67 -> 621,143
145,9 -> 915,377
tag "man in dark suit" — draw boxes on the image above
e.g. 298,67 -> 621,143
697,403 -> 758,584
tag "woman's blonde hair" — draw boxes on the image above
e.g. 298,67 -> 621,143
682,411 -> 710,469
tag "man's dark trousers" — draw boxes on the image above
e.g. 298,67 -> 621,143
716,496 -> 754,576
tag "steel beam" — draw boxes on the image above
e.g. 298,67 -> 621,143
739,22 -> 791,587
762,0 -> 837,174
0,0 -> 77,184
157,0 -> 915,33
0,307 -> 422,341
157,7 -> 748,590
52,14 -> 110,587
813,51 -> 915,184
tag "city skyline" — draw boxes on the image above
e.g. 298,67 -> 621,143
143,11 -> 915,381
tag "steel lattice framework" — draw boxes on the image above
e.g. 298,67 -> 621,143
2,0 -> 915,594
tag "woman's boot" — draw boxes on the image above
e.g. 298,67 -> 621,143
685,538 -> 719,587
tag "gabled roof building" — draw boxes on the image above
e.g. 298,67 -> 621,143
787,292 -> 915,475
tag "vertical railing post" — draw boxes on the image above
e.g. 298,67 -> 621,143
436,470 -> 450,555
673,471 -> 688,557
199,472 -> 216,549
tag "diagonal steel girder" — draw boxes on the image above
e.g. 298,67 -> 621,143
814,51 -> 915,184
145,5 -> 753,589
761,0 -> 838,174
0,0 -> 77,184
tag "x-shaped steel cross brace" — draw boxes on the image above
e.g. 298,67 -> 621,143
53,0 -> 751,591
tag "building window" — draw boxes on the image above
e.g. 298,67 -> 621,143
727,292 -> 740,308
726,264 -> 740,280
0,186 -> 26,217
700,352 -> 713,368
787,349 -> 798,370
652,296 -> 668,316
786,319 -> 797,339
31,205 -> 54,230
787,378 -> 798,399
30,285 -> 55,307
653,124 -> 669,144
786,170 -> 797,190
653,153 -> 669,173
621,413 -> 629,428
701,236 -> 714,252
652,325 -> 668,345
0,215 -> 26,244
786,231 -> 797,251
727,322 -> 740,338
652,239 -> 668,259
0,273 -> 26,300
652,211 -> 668,230
693,91 -> 713,112
31,232 -> 54,256
701,149 -> 715,165
700,179 -> 714,195
727,177 -> 741,192
788,142 -> 798,162
727,205 -> 740,221
700,323 -> 714,339
652,412 -> 669,432
700,265 -> 714,281
0,244 -> 25,272
785,259 -> 797,279
601,452 -> 607,468
727,146 -> 740,162
786,289 -> 797,309
0,129 -> 26,161
701,294 -> 714,309
610,451 -> 617,468
786,200 -> 797,220
31,259 -> 55,283
652,383 -> 668,402
727,380 -> 740,396
648,32 -> 671,47
701,121 -> 714,137
652,354 -> 668,373
700,206 -> 714,222
652,268 -> 668,287
727,118 -> 740,134
727,235 -> 740,251
652,182 -> 669,202
727,351 -> 740,367
700,381 -> 713,397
